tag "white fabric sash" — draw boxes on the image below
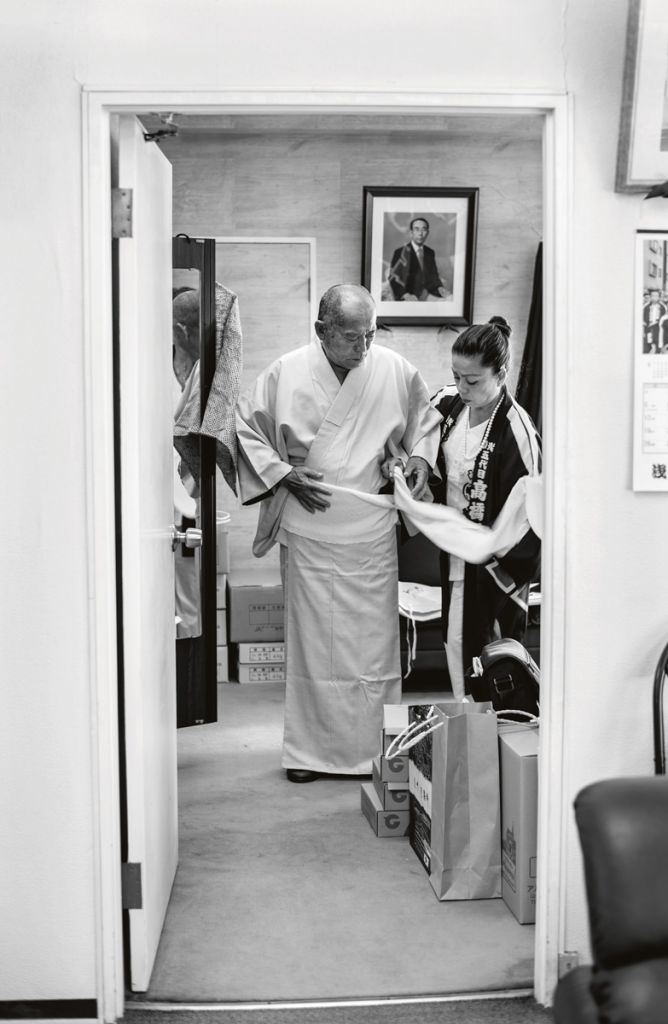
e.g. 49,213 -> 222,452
278,469 -> 542,557
392,469 -> 543,556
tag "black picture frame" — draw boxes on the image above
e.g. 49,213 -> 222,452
615,0 -> 668,193
361,185 -> 478,326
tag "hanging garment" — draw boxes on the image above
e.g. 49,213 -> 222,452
173,377 -> 201,639
236,339 -> 442,773
174,282 -> 242,494
516,243 -> 543,435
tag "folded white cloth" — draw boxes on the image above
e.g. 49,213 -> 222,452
393,468 -> 543,561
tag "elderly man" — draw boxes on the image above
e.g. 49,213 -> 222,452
236,284 -> 441,782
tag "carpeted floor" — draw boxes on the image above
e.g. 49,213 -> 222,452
125,994 -> 554,1023
132,682 -> 535,1003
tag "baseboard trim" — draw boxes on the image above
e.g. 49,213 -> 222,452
0,1001 -> 97,1020
126,989 -> 534,1012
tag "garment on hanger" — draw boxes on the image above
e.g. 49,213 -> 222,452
174,282 -> 242,494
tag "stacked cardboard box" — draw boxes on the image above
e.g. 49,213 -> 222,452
237,642 -> 286,683
227,569 -> 285,682
360,705 -> 410,837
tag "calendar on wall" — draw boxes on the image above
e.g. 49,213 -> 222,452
633,231 -> 668,490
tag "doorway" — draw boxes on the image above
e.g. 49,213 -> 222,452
82,90 -> 569,1021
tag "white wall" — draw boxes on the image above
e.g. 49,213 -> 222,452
2,0 -> 665,1005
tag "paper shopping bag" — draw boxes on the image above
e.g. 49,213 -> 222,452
408,701 -> 502,901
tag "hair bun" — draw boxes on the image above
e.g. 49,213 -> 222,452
488,315 -> 511,338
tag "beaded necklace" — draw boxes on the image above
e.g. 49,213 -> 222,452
464,395 -> 504,459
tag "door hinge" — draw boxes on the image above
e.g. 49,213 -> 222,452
112,188 -> 133,238
121,862 -> 143,909
558,951 -> 580,977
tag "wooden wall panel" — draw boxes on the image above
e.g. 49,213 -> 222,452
166,121 -> 543,572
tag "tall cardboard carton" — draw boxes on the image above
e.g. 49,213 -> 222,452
499,726 -> 539,924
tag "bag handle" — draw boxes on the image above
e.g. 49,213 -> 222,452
496,708 -> 540,727
385,705 -> 444,758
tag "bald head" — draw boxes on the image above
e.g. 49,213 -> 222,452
315,284 -> 377,375
317,284 -> 375,326
173,289 -> 200,386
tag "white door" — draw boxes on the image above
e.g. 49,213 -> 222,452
115,114 -> 177,992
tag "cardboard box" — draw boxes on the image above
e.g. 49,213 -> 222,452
378,752 -> 409,783
360,782 -> 409,837
381,704 -> 409,754
216,528 -> 230,573
228,569 -> 284,642
238,642 -> 285,664
238,662 -> 286,683
216,574 -> 227,609
216,645 -> 229,683
499,727 -> 539,924
216,608 -> 227,646
372,757 -> 410,811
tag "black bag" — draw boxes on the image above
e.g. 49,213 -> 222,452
465,638 -> 540,719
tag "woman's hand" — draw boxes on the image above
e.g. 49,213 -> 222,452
283,468 -> 332,513
405,455 -> 430,500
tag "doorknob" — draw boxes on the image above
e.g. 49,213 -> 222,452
172,525 -> 202,551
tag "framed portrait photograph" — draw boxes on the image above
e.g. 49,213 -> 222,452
616,0 -> 668,192
361,186 -> 478,326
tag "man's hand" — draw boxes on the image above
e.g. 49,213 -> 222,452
404,456 -> 430,500
283,467 -> 332,513
401,293 -> 418,302
380,456 -> 405,481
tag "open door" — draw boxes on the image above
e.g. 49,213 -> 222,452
112,114 -> 177,992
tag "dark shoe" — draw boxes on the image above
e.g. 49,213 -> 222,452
286,768 -> 319,783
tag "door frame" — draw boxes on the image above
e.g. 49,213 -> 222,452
82,89 -> 571,1019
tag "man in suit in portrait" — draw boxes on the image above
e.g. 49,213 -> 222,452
388,217 -> 450,302
643,287 -> 667,353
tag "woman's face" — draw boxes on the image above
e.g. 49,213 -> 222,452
452,352 -> 506,413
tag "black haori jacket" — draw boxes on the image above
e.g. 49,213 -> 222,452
431,385 -> 542,674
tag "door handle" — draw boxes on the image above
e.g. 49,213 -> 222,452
172,526 -> 202,551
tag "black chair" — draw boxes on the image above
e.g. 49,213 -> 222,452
396,527 -> 447,682
553,776 -> 668,1023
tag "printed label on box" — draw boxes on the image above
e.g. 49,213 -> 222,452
238,663 -> 286,683
249,602 -> 283,625
238,643 -> 285,663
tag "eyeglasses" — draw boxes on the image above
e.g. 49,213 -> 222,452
318,320 -> 376,344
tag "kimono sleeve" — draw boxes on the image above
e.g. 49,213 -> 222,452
235,363 -> 293,506
401,368 -> 443,467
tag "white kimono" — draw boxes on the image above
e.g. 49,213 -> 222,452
236,339 -> 442,774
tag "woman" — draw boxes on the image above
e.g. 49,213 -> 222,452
431,316 -> 541,699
